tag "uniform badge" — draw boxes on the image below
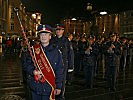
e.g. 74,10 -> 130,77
43,25 -> 46,31
35,48 -> 40,54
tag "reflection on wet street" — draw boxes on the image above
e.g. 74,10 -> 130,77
0,52 -> 24,99
0,51 -> 133,100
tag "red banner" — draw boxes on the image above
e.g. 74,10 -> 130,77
32,44 -> 56,100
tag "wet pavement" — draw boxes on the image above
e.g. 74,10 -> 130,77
0,48 -> 133,100
0,53 -> 24,99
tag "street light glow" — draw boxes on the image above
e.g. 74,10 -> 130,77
71,18 -> 76,21
87,2 -> 92,11
100,11 -> 107,15
32,14 -> 36,19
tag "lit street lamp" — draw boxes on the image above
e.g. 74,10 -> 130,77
100,11 -> 107,15
32,14 -> 36,19
32,14 -> 37,37
86,3 -> 98,35
71,18 -> 77,34
100,11 -> 107,33
71,18 -> 77,21
87,3 -> 92,11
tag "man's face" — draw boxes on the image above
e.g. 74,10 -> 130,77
123,39 -> 127,43
56,28 -> 64,37
116,37 -> 119,41
40,33 -> 51,44
89,38 -> 95,45
82,38 -> 86,42
101,37 -> 104,42
111,35 -> 116,42
69,34 -> 73,41
76,37 -> 80,41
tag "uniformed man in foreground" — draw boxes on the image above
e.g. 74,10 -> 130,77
51,24 -> 73,100
24,24 -> 64,100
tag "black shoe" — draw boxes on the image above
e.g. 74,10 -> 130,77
68,82 -> 71,86
112,88 -> 116,91
109,88 -> 116,92
66,81 -> 71,86
84,84 -> 93,89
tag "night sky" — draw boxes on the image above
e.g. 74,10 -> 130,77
22,0 -> 133,26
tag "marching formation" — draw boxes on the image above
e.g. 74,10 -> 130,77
15,23 -> 133,100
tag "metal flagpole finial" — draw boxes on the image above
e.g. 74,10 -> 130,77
14,7 -> 19,13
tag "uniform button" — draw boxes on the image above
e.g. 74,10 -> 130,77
44,89 -> 45,92
55,63 -> 56,65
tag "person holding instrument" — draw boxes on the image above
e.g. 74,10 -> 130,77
84,35 -> 99,89
104,33 -> 121,91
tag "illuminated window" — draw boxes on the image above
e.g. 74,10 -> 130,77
10,23 -> 14,31
11,12 -> 14,19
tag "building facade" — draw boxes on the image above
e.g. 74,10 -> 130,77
96,10 -> 133,38
61,18 -> 92,36
120,10 -> 133,38
7,0 -> 24,36
0,0 -> 8,36
96,14 -> 120,34
0,0 -> 42,39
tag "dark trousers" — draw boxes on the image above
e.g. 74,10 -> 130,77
121,55 -> 127,70
106,65 -> 118,89
129,55 -> 132,67
31,91 -> 50,100
84,65 -> 94,88
66,72 -> 72,83
80,54 -> 84,71
24,83 -> 32,100
95,54 -> 103,76
55,68 -> 67,100
74,52 -> 81,73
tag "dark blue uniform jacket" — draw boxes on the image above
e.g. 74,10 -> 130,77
84,43 -> 99,67
104,41 -> 121,66
23,43 -> 64,95
51,35 -> 73,70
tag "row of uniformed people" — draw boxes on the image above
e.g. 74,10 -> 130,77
73,33 -> 133,91
73,34 -> 133,74
19,23 -> 133,99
